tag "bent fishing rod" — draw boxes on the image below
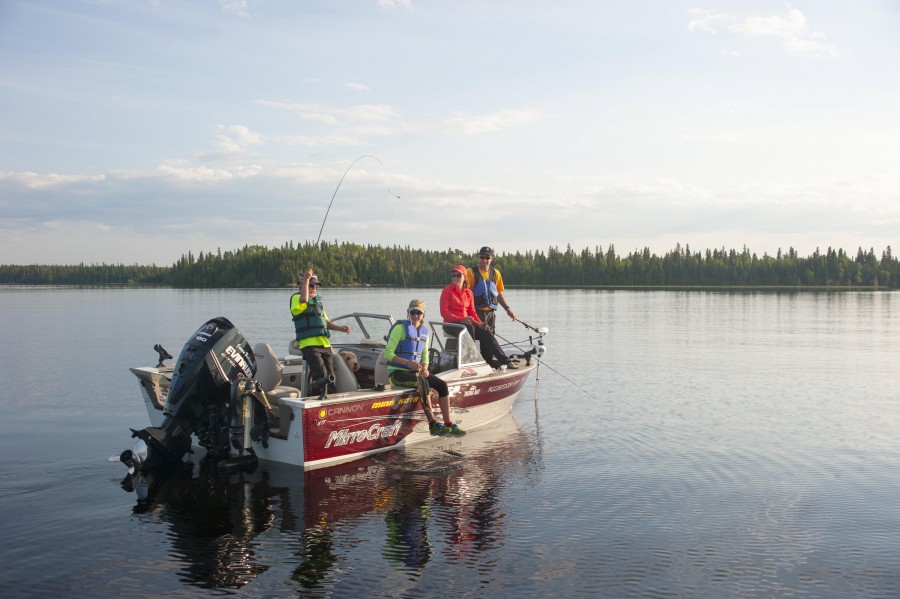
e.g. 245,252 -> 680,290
306,155 -> 383,274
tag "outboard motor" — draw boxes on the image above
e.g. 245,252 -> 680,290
121,317 -> 256,474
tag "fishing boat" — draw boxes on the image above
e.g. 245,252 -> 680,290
121,312 -> 547,473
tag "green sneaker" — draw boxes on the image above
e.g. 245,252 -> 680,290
445,423 -> 466,437
429,421 -> 448,436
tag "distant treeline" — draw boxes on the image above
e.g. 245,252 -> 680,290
1,241 -> 897,289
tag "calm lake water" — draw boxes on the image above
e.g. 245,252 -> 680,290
1,287 -> 899,598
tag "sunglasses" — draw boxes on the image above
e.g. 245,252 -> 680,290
451,273 -> 463,278
479,255 -> 491,260
408,309 -> 423,316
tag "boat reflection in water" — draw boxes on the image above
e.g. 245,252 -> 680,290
120,412 -> 536,591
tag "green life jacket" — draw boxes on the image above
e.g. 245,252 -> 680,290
292,295 -> 330,340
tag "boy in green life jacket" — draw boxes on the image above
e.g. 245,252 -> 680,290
290,268 -> 350,398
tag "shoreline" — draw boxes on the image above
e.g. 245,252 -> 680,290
0,283 -> 892,292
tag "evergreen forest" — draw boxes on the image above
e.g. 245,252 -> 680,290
1,241 -> 897,289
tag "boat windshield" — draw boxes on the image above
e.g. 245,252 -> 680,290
429,321 -> 484,367
330,313 -> 395,346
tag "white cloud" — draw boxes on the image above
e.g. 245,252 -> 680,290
257,99 -> 540,138
687,8 -> 735,35
688,6 -> 839,57
0,170 -> 106,188
279,134 -> 368,147
213,124 -> 264,154
2,162 -> 897,265
155,162 -> 236,183
378,0 -> 413,9
220,0 -> 254,18
441,108 -> 542,135
257,100 -> 398,124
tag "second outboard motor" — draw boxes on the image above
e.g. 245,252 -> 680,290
121,317 -> 256,474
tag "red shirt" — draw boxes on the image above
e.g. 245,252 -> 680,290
440,284 -> 483,323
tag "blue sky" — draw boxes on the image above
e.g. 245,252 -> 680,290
1,0 -> 898,265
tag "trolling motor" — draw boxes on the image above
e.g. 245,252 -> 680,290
497,319 -> 548,367
520,320 -> 548,359
511,347 -> 539,366
120,317 -> 257,475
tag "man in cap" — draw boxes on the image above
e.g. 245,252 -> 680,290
290,268 -> 350,398
466,246 -> 517,332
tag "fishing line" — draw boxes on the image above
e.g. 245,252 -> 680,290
388,188 -> 409,289
494,329 -> 601,402
388,188 -> 408,288
397,244 -> 408,288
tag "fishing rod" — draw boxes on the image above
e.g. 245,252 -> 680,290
517,318 -> 549,335
306,155 -> 383,273
315,155 -> 383,247
417,371 -> 436,422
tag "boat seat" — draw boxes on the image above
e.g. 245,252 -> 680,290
374,350 -> 391,389
332,349 -> 360,393
253,343 -> 301,399
282,341 -> 359,395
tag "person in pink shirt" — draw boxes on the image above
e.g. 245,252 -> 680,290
440,265 -> 480,325
439,264 -> 515,369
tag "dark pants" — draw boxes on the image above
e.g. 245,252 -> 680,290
389,370 -> 450,398
473,325 -> 508,367
300,345 -> 335,393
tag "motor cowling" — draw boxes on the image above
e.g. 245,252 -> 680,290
121,317 -> 256,473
